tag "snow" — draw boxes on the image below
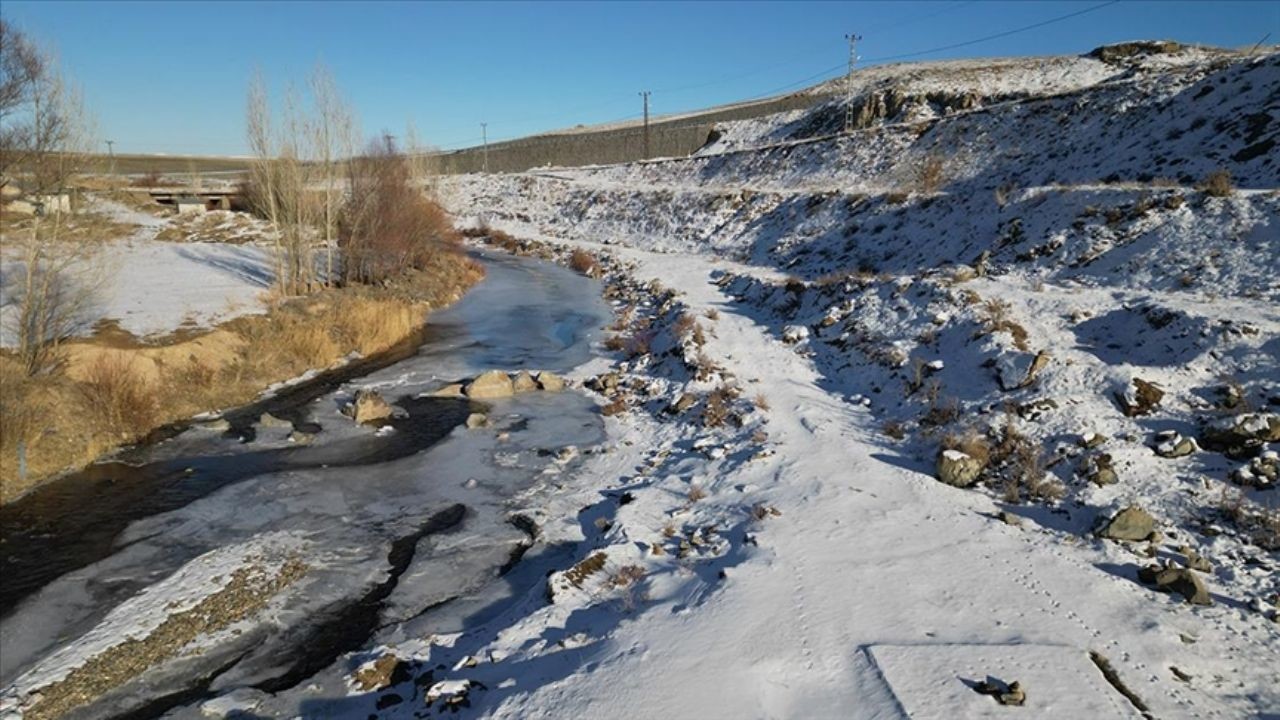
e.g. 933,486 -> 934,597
0,197 -> 273,346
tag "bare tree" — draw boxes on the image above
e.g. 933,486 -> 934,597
0,19 -> 45,186
309,65 -> 356,287
245,72 -> 317,296
0,28 -> 98,374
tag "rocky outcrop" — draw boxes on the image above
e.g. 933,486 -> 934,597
353,654 -> 410,692
1154,431 -> 1197,458
1201,413 -> 1280,458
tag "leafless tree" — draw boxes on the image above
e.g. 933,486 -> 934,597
0,19 -> 45,186
0,24 -> 99,374
308,64 -> 356,287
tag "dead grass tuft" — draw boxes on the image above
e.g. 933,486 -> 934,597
75,354 -> 158,440
569,249 -> 600,277
1198,169 -> 1234,198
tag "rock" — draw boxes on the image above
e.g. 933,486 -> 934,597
425,679 -> 473,708
1139,563 -> 1212,605
999,681 -> 1026,707
998,511 -> 1023,527
465,413 -> 488,429
536,371 -> 565,392
1084,453 -> 1118,486
1201,413 -> 1280,457
1154,431 -> 1198,458
1115,378 -> 1164,417
936,449 -> 986,488
287,430 -> 315,445
347,389 -> 394,424
997,350 -> 1051,391
1078,431 -> 1107,449
353,654 -> 409,692
430,383 -> 465,397
782,325 -> 810,344
512,370 -> 539,393
1234,452 -> 1278,488
1100,506 -> 1156,542
466,370 -> 514,399
586,372 -> 621,395
666,392 -> 697,415
1179,546 -> 1212,573
258,412 -> 292,429
195,418 -> 232,432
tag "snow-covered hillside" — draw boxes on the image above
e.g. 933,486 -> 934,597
426,43 -> 1278,719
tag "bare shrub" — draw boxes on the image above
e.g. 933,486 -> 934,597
568,249 -> 600,277
704,308 -> 720,321
882,419 -> 907,440
672,311 -> 697,341
603,335 -> 628,352
916,154 -> 945,194
1198,169 -> 1233,198
340,135 -> 461,286
990,420 -> 1063,503
687,486 -> 708,502
601,397 -> 627,417
702,387 -> 733,428
941,428 -> 991,467
76,354 -> 157,439
977,299 -> 1030,351
752,393 -> 770,411
130,170 -> 163,188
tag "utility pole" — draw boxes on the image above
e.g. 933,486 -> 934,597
639,91 -> 651,160
481,122 -> 489,173
844,33 -> 862,133
105,139 -> 116,176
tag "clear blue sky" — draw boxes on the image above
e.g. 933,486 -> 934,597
2,1 -> 1273,156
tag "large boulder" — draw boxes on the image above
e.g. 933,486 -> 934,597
466,370 -> 514,399
1100,506 -> 1156,542
536,371 -> 565,392
430,383 -> 465,397
936,449 -> 986,488
347,389 -> 394,424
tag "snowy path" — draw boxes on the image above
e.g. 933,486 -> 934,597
476,237 -> 1276,719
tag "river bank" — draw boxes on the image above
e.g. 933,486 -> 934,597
0,250 -> 613,719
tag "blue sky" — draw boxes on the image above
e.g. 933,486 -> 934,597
2,1 -> 1273,156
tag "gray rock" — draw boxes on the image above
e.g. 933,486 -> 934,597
465,413 -> 488,429
1201,413 -> 1280,456
1100,506 -> 1156,542
1116,378 -> 1164,417
936,449 -> 986,488
466,370 -> 514,399
288,430 -> 315,445
997,350 -> 1051,391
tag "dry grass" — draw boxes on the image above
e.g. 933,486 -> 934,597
704,308 -> 720,321
752,393 -> 770,412
916,154 -> 946,194
977,299 -> 1030,351
941,428 -> 992,467
702,387 -> 733,428
0,252 -> 483,503
1198,169 -> 1234,198
569,249 -> 600,277
75,354 -> 158,441
687,486 -> 708,502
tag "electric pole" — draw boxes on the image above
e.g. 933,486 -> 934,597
844,33 -> 862,133
639,91 -> 651,160
481,122 -> 489,173
105,139 -> 116,176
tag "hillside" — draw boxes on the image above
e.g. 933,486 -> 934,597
425,42 -> 1280,719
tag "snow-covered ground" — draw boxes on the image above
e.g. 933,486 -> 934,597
397,44 -> 1279,719
0,199 -> 275,345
